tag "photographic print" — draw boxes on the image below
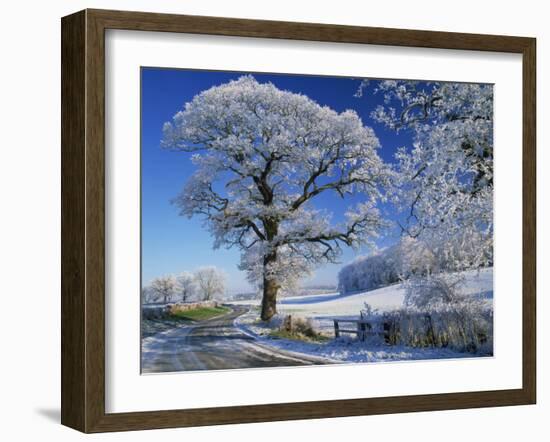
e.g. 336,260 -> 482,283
140,69 -> 494,374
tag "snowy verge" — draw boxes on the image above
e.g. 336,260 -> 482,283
233,308 -> 474,364
233,309 -> 339,364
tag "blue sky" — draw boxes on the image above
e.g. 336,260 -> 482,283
141,68 -> 414,292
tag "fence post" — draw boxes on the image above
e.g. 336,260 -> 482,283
358,322 -> 367,341
334,320 -> 340,338
283,314 -> 292,332
383,321 -> 391,344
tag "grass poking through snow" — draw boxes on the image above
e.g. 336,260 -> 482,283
268,329 -> 330,343
171,305 -> 231,321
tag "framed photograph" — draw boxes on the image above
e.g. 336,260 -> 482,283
61,9 -> 536,433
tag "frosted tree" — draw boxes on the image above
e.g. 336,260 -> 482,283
141,286 -> 154,304
163,76 -> 389,320
175,271 -> 197,303
369,80 -> 494,270
194,267 -> 226,301
149,275 -> 177,304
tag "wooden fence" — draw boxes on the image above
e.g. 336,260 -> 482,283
332,318 -> 388,341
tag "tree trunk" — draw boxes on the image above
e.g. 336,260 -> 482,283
260,250 -> 279,321
261,277 -> 279,321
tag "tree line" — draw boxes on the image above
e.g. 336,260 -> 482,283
338,234 -> 492,295
142,266 -> 226,305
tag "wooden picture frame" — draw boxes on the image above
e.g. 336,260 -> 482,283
61,8 -> 536,433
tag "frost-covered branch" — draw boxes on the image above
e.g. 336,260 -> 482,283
368,80 -> 494,270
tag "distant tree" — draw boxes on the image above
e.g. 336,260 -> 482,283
176,271 -> 197,303
194,267 -> 226,301
337,237 -> 436,295
149,275 -> 176,304
162,75 -> 389,320
141,286 -> 155,304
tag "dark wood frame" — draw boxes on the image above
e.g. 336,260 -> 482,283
61,8 -> 536,433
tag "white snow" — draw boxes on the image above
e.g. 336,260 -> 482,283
231,267 -> 492,329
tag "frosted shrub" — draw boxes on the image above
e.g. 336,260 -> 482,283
404,272 -> 467,310
383,308 -> 492,353
360,302 -> 379,319
382,273 -> 493,353
357,303 -> 387,345
291,317 -> 319,339
272,314 -> 324,341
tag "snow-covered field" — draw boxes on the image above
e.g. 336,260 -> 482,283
230,267 -> 493,334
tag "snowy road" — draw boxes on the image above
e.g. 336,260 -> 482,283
141,305 -> 332,373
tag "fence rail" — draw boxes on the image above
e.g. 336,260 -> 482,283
332,318 -> 388,341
